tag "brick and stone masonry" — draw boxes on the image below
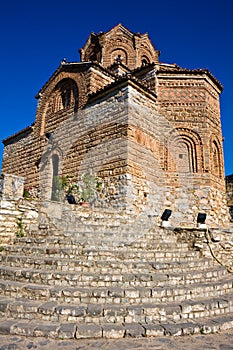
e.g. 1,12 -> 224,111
1,24 -> 229,226
0,23 -> 233,338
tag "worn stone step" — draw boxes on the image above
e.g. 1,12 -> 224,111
14,218 -> 184,245
3,228 -> 188,248
0,264 -> 229,288
13,236 -> 186,250
1,245 -> 201,261
37,212 -> 158,227
0,271 -> 232,303
1,203 -> 232,342
1,278 -> 233,305
0,255 -> 216,274
30,225 -> 149,239
1,312 -> 233,339
0,254 -> 219,275
0,257 -> 216,276
0,293 -> 233,326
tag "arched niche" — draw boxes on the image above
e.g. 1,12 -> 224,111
110,48 -> 128,65
211,139 -> 222,178
166,128 -> 203,173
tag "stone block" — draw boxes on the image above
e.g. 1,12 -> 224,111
0,299 -> 9,313
127,305 -> 143,316
180,322 -> 200,335
124,289 -> 140,298
11,321 -> 36,336
199,321 -> 219,334
165,304 -> 181,315
181,303 -> 193,314
38,301 -> 57,315
55,305 -> 85,317
125,323 -> 145,337
108,288 -> 124,298
104,305 -> 126,317
0,174 -> 24,200
34,323 -> 60,338
0,200 -> 15,210
92,289 -> 108,298
102,324 -> 125,338
214,315 -> 233,331
58,323 -> 76,339
76,324 -> 102,339
87,304 -> 103,316
23,285 -> 50,299
143,324 -> 164,337
218,299 -> 229,309
50,287 -> 64,299
0,320 -> 16,335
163,323 -> 183,336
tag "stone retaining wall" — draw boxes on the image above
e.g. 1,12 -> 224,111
0,175 -> 39,244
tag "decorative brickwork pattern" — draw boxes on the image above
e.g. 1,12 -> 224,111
1,24 -> 229,226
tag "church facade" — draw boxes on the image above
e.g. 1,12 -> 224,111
2,24 -> 229,225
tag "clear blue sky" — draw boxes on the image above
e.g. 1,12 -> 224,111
0,0 -> 232,175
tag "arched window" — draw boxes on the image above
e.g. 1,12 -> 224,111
52,79 -> 78,113
111,48 -> 128,65
141,55 -> 150,66
51,154 -> 59,201
212,140 -> 221,177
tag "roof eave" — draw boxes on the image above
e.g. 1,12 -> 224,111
87,74 -> 157,104
157,66 -> 223,91
35,61 -> 116,99
3,124 -> 34,145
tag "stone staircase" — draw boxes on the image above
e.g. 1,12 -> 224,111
0,206 -> 233,340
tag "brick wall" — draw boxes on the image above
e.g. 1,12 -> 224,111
1,25 -> 229,226
157,72 -> 225,185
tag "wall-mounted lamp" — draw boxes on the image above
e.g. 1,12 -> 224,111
161,209 -> 172,228
197,212 -> 207,229
66,194 -> 76,204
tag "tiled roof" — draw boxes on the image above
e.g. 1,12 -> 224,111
35,61 -> 115,98
157,65 -> 223,90
88,72 -> 157,103
2,124 -> 34,145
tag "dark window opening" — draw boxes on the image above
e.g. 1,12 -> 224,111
51,154 -> 59,201
61,89 -> 71,108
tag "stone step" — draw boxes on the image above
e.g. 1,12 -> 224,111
0,264 -> 228,288
71,215 -> 155,228
0,254 -> 227,280
1,277 -> 233,305
0,270 -> 232,302
0,254 -> 216,274
13,236 -> 186,249
151,259 -> 216,272
1,312 -> 233,339
31,226 -> 153,240
48,210 -> 143,227
1,245 -> 201,261
0,293 -> 233,326
20,220 -> 181,244
16,224 -> 180,239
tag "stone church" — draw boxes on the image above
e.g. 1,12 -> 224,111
2,24 -> 229,226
